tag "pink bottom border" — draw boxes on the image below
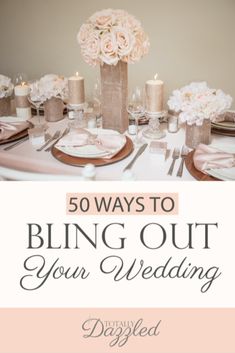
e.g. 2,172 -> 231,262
0,308 -> 234,353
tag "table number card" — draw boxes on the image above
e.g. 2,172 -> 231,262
0,181 -> 234,353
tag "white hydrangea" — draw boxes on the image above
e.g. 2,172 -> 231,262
167,82 -> 233,126
0,74 -> 14,99
29,74 -> 68,103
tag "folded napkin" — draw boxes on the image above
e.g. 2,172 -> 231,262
216,111 -> 235,123
56,129 -> 126,159
0,121 -> 29,141
193,144 -> 235,173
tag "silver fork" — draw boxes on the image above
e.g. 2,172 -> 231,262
167,148 -> 180,176
36,130 -> 60,152
177,146 -> 189,177
45,127 -> 70,152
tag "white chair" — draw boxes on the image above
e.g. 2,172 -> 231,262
0,164 -> 96,181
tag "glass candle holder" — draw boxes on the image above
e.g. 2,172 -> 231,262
67,104 -> 86,130
128,114 -> 137,135
168,114 -> 179,133
28,126 -> 46,146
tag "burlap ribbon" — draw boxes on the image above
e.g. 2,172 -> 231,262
15,95 -> 30,108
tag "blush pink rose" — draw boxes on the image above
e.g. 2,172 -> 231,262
113,27 -> 134,57
129,30 -> 150,63
90,9 -> 113,29
77,24 -> 93,46
84,32 -> 100,60
100,32 -> 119,65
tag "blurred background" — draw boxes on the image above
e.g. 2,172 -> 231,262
0,0 -> 234,107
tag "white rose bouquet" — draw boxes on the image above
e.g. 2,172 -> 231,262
77,9 -> 150,66
0,74 -> 14,99
167,82 -> 233,126
29,74 -> 68,103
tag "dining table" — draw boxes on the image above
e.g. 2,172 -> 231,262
0,116 -> 234,181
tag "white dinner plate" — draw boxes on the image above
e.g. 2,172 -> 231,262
212,121 -> 235,130
55,128 -> 126,159
206,143 -> 235,181
0,116 -> 26,123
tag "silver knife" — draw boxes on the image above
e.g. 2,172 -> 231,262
123,143 -> 148,171
3,136 -> 29,151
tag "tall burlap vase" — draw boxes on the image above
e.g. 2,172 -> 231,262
100,61 -> 128,133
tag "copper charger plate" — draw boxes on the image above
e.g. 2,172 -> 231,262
185,150 -> 220,181
51,136 -> 134,167
0,127 -> 29,146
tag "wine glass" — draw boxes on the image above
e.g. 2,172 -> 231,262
13,73 -> 28,86
92,79 -> 102,128
127,87 -> 145,145
85,81 -> 102,129
27,81 -> 44,126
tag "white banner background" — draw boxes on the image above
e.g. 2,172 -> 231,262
0,181 -> 234,308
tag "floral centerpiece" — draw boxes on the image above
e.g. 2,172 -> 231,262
0,74 -> 14,116
167,82 -> 233,148
167,81 -> 232,126
77,9 -> 149,66
77,9 -> 150,132
29,74 -> 68,103
0,74 -> 14,99
29,74 -> 68,122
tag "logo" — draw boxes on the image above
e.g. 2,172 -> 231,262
82,318 -> 161,347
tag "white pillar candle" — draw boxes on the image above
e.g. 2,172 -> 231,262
145,74 -> 164,113
68,72 -> 85,106
14,83 -> 31,120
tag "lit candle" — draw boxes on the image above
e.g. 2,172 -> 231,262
68,72 -> 85,106
14,82 -> 31,120
145,74 -> 164,113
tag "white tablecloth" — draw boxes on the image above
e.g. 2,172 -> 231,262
0,117 -> 234,180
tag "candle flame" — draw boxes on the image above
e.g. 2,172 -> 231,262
21,82 -> 26,86
154,73 -> 158,80
75,72 -> 79,76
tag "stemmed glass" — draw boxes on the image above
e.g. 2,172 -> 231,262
27,81 -> 44,126
13,73 -> 28,86
28,98 -> 44,125
127,87 -> 145,145
84,80 -> 102,129
92,79 -> 102,128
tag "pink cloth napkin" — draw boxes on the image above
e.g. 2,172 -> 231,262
216,111 -> 235,123
193,143 -> 235,172
56,129 -> 126,159
0,121 -> 29,141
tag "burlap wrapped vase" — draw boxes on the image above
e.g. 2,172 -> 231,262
44,97 -> 64,122
0,96 -> 11,116
100,61 -> 128,133
185,119 -> 211,149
